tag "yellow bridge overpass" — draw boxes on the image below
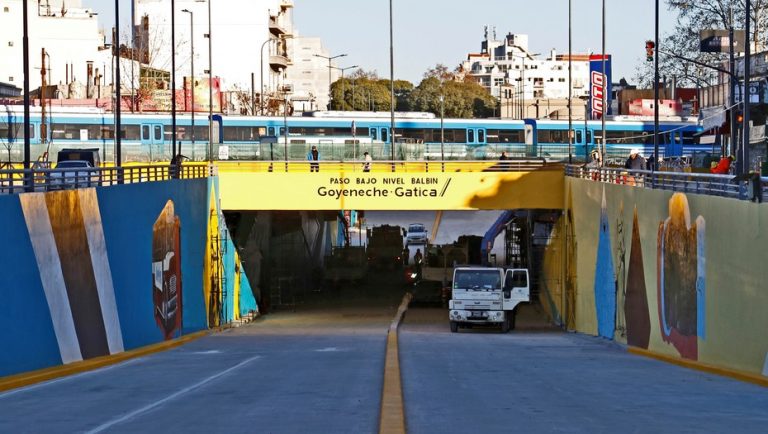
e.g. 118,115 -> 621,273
215,160 -> 565,211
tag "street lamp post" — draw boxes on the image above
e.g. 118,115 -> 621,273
114,0 -> 122,168
314,53 -> 347,110
743,0 -> 752,175
182,9 -> 194,159
389,0 -> 395,162
259,38 -> 272,116
332,65 -> 357,110
440,93 -> 445,161
654,0 -> 659,169
171,0 -> 178,163
601,0 -> 606,161
205,0 -> 212,161
22,0 -> 30,182
568,0 -> 572,164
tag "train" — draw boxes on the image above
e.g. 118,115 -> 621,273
0,105 -> 709,164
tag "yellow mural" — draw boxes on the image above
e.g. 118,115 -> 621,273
558,177 -> 768,377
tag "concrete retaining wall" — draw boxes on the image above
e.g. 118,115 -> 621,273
0,178 -> 254,378
557,178 -> 768,376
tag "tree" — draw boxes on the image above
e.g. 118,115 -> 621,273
330,69 -> 412,111
634,1 -> 768,88
408,72 -> 496,119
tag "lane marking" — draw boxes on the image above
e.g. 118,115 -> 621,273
0,358 -> 143,400
85,355 -> 261,433
379,293 -> 413,434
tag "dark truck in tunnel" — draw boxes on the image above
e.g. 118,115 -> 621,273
366,224 -> 404,270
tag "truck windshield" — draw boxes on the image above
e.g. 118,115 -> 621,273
409,224 -> 424,232
454,270 -> 501,290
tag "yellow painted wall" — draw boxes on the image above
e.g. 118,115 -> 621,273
562,177 -> 768,375
218,170 -> 564,211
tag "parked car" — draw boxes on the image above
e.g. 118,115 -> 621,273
406,223 -> 428,245
49,160 -> 97,189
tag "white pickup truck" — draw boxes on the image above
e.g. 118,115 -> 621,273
448,266 -> 529,333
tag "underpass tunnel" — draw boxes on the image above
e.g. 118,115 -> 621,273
222,209 -> 565,330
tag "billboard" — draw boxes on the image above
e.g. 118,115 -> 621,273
589,55 -> 612,120
699,29 -> 746,53
185,76 -> 222,112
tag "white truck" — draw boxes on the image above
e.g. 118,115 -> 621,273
448,267 -> 530,333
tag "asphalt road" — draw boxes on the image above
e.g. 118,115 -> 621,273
400,307 -> 768,434
2,284 -> 767,433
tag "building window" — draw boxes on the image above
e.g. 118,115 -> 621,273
559,78 -> 565,82
8,41 -> 13,47
3,7 -> 9,12
8,77 -> 14,82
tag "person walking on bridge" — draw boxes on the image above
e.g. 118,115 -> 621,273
307,145 -> 320,172
363,151 -> 372,172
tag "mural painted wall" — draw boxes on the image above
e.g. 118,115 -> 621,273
0,178 -> 255,378
560,178 -> 768,376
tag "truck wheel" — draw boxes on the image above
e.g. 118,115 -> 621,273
509,311 -> 516,330
501,317 -> 510,333
450,321 -> 459,333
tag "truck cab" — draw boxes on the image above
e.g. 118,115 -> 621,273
448,267 -> 529,333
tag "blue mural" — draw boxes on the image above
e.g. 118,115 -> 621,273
594,189 -> 617,339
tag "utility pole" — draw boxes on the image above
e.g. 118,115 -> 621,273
207,0 -> 213,162
564,0 -> 568,164
182,9 -> 195,158
653,0 -> 659,168
115,0 -> 122,168
171,0 -> 177,161
389,0 -> 395,162
601,0 -> 606,161
743,0 -> 752,174
729,6 -> 737,159
41,48 -> 48,147
22,0 -> 30,186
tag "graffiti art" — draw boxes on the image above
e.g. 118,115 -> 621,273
152,200 -> 183,340
657,193 -> 705,360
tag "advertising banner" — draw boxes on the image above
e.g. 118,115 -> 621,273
185,76 -> 222,112
589,55 -> 612,120
699,29 -> 746,53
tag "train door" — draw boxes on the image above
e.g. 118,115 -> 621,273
572,127 -> 586,160
141,123 -> 165,161
523,119 -> 537,157
379,127 -> 390,144
666,131 -> 683,156
466,128 -> 487,145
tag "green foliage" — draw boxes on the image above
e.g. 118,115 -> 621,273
329,65 -> 496,118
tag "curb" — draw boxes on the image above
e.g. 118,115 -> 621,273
628,347 -> 768,388
0,329 -> 211,393
379,292 -> 413,434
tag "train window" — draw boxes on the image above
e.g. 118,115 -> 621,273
586,130 -> 593,144
142,125 -> 150,141
268,127 -> 276,136
223,126 -> 261,141
381,129 -> 388,142
538,130 -> 568,143
279,127 -> 286,136
194,126 -> 210,141
154,125 -> 163,141
575,130 -> 583,143
478,130 -> 485,142
121,125 -> 141,140
682,132 -> 696,144
2,123 -> 34,140
468,129 -> 475,143
486,129 -> 524,143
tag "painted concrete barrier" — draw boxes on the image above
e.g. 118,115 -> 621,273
546,178 -> 768,378
0,178 -> 256,378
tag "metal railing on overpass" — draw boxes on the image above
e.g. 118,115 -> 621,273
565,165 -> 768,202
0,163 -> 212,195
216,158 -> 553,173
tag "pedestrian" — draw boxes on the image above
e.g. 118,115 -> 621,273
710,155 -> 734,174
307,145 -> 320,172
624,148 -> 646,171
363,151 -> 372,172
402,246 -> 409,266
646,153 -> 657,171
414,248 -> 423,278
499,151 -> 509,160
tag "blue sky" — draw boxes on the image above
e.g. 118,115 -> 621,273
84,0 -> 677,84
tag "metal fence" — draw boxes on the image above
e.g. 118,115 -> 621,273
215,158 -> 553,174
565,165 -> 768,202
0,163 -> 212,195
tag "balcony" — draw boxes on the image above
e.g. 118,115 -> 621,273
269,16 -> 290,36
269,54 -> 290,71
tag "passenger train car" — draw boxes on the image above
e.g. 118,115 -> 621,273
0,106 -> 706,164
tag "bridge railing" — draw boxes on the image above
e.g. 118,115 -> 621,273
216,158 -> 552,173
565,165 -> 768,202
0,163 -> 212,195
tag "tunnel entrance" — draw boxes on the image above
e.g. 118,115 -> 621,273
223,209 -> 564,328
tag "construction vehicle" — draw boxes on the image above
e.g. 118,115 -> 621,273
323,246 -> 368,286
448,267 -> 530,333
366,224 -> 404,270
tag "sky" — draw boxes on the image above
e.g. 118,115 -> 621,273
83,0 -> 677,85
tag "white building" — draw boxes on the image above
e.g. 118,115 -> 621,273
285,35 -> 341,113
134,0 -> 293,107
0,0 -> 110,91
460,28 -> 591,117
